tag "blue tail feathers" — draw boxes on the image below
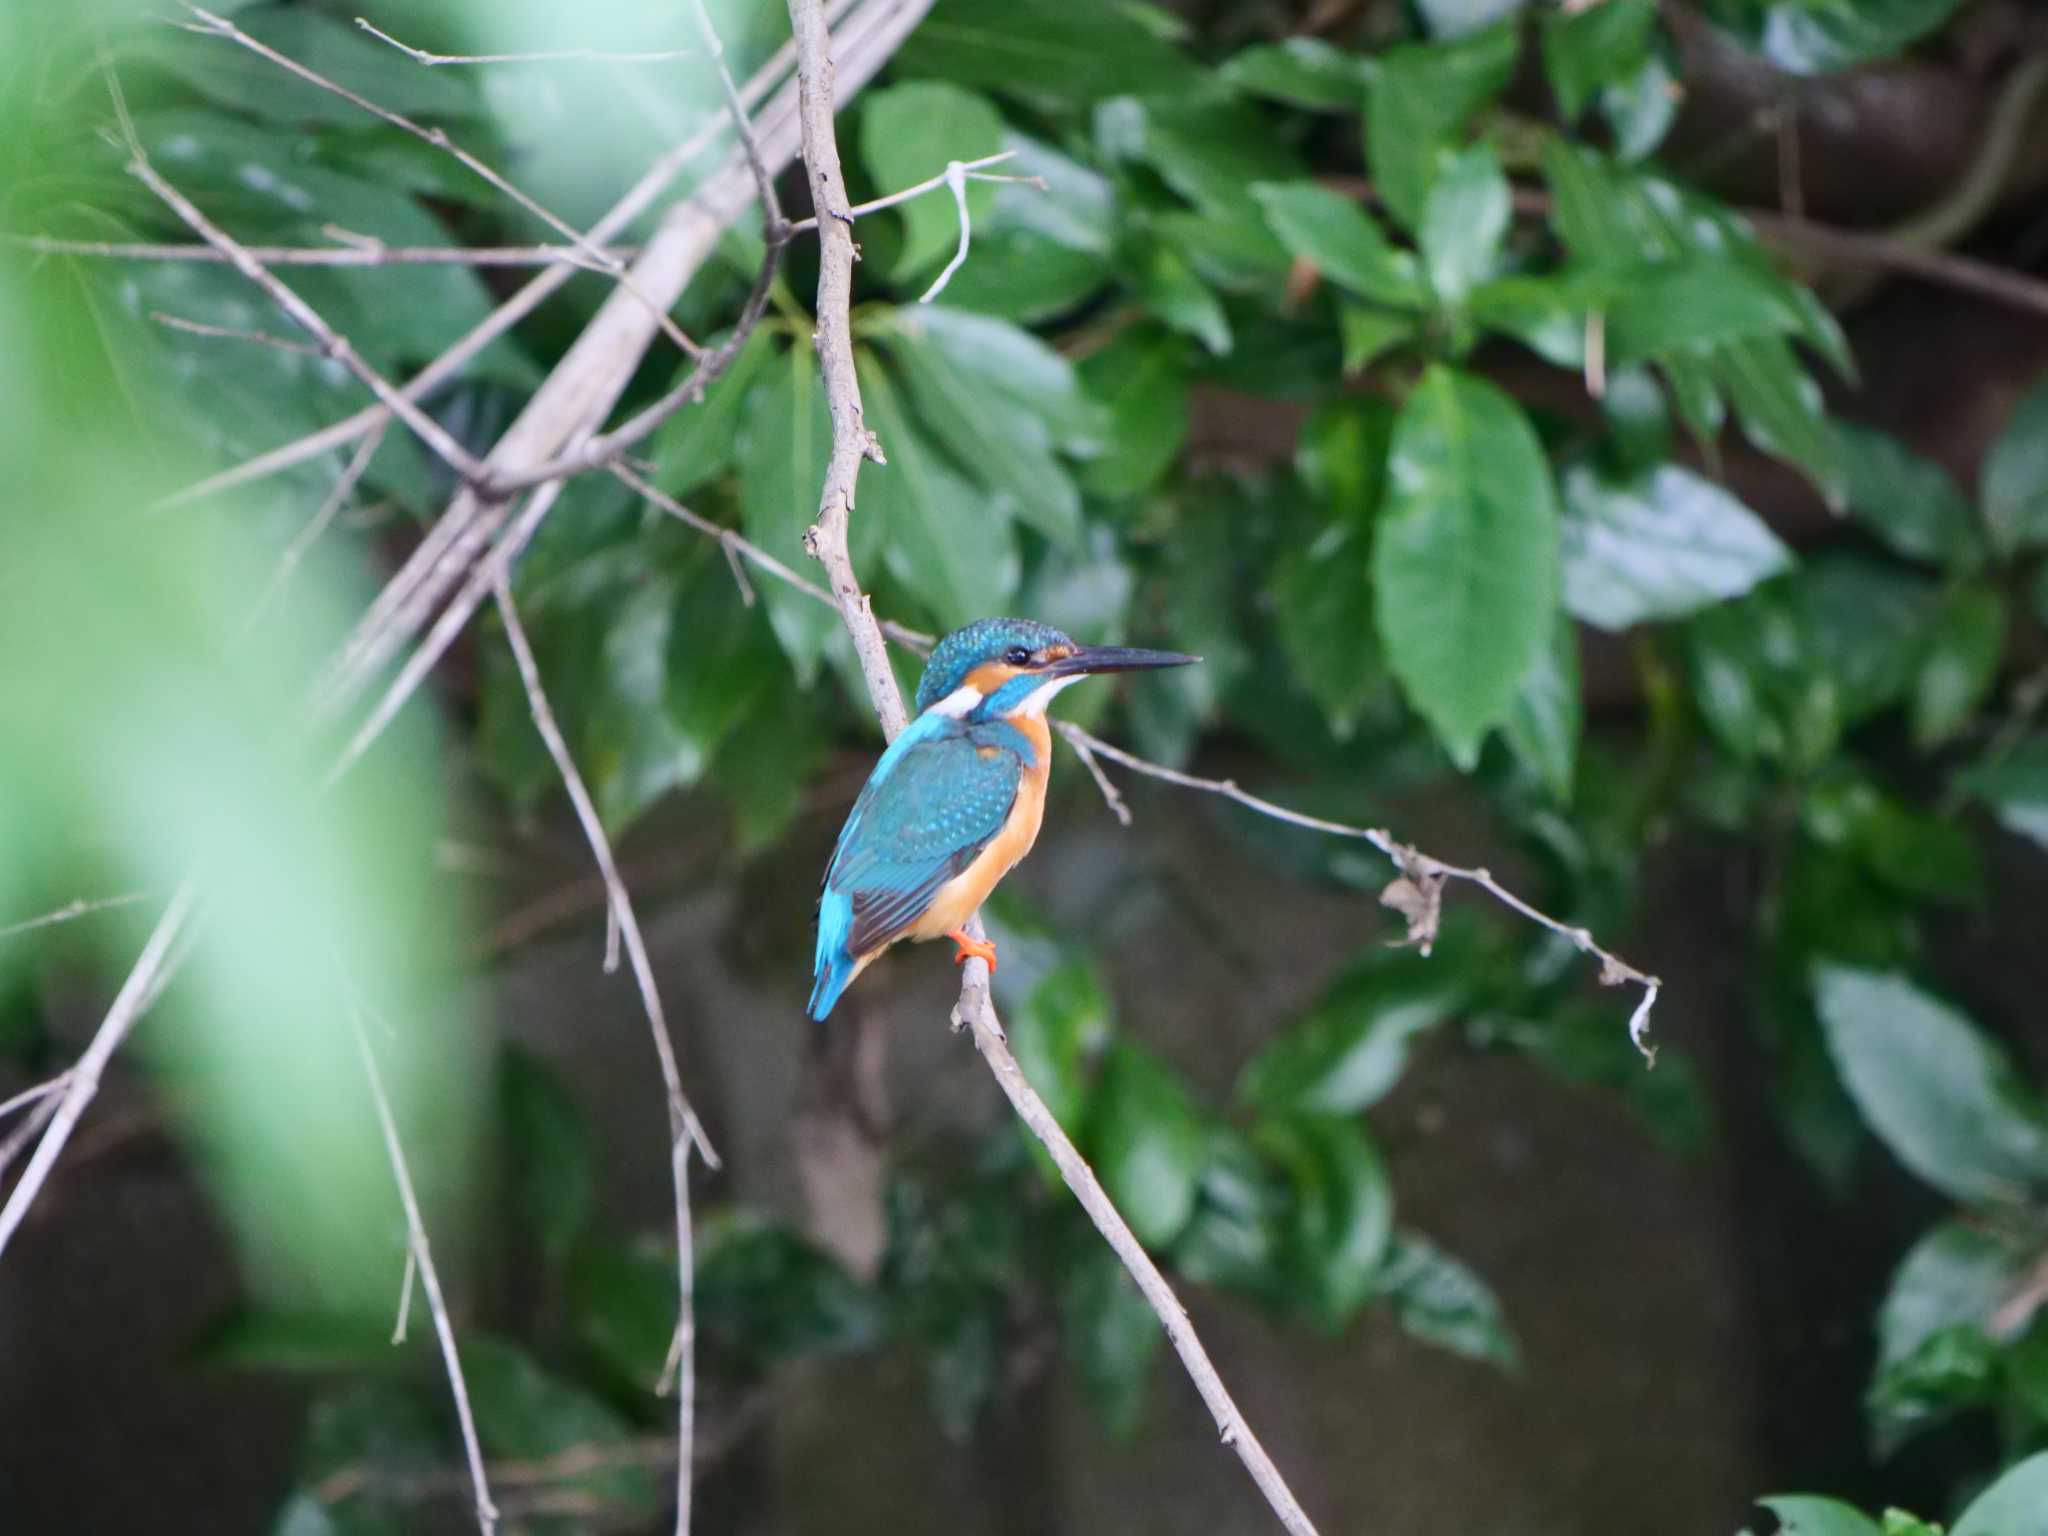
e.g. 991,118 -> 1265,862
809,887 -> 858,1021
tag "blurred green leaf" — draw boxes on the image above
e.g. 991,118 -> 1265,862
740,342 -> 842,682
1952,1450 -> 2048,1535
464,1336 -> 655,1515
1077,326 -> 1189,498
1543,0 -> 1658,119
500,1045 -> 590,1263
1607,260 -> 1810,363
1560,461 -> 1793,631
1257,1113 -> 1394,1330
286,1382 -> 443,1536
1716,335 -> 1844,508
1009,959 -> 1113,1169
1375,1230 -> 1518,1367
1912,586 -> 2006,749
1758,1496 -> 1884,1536
1096,95 -> 1300,227
1090,1042 -> 1205,1248
652,324 -> 776,499
1983,370 -> 2048,557
201,1310 -> 399,1373
1602,49 -> 1679,161
1465,272 -> 1604,368
1832,422 -> 1982,570
860,81 -> 1006,278
1366,21 -> 1519,232
903,305 -> 1108,454
1708,0 -> 1971,76
1503,618 -> 1582,802
1251,182 -> 1425,308
931,134 -> 1115,323
1138,241 -> 1232,355
1814,965 -> 2048,1205
1338,304 -> 1418,375
895,0 -> 1203,110
1221,39 -> 1376,111
1868,1221 -> 2019,1452
1374,365 -> 1561,767
860,352 -> 1019,627
1417,0 -> 1529,38
1057,1239 -> 1163,1436
1959,738 -> 2048,851
1419,143 -> 1509,309
1173,1126 -> 1291,1297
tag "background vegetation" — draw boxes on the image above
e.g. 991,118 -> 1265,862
6,0 -> 2048,1531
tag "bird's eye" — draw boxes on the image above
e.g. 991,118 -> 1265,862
1004,646 -> 1031,666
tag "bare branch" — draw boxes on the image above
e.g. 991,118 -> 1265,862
354,18 -> 694,67
915,159 -> 972,304
183,5 -> 703,361
0,892 -> 150,943
350,1005 -> 498,1536
781,148 -> 1019,233
151,311 -> 327,357
493,575 -> 708,1536
8,234 -> 630,267
241,422 -> 388,637
0,1075 -> 72,1126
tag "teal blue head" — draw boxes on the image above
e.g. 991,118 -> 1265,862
913,617 -> 1197,722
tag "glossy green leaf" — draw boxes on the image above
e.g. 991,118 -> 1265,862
1375,1231 -> 1518,1367
1251,182 -> 1425,308
1221,39 -> 1377,111
1958,737 -> 2048,851
1139,241 -> 1232,355
739,343 -> 840,683
1719,0 -> 1972,76
1466,272 -> 1608,368
1419,143 -> 1510,308
500,1046 -> 590,1262
1952,1451 -> 2048,1536
1366,21 -> 1520,232
1607,259 -> 1809,363
1560,461 -> 1792,631
883,315 -> 1084,546
652,324 -> 776,498
1814,965 -> 2048,1205
1716,335 -> 1845,508
1258,1113 -> 1393,1330
1503,618 -> 1582,801
1338,304 -> 1417,376
1603,49 -> 1679,162
859,352 -> 1018,627
895,0 -> 1203,110
1057,1240 -> 1163,1436
1090,1043 -> 1205,1248
903,305 -> 1107,454
1758,1497 -> 1884,1536
1077,327 -> 1189,498
932,134 -> 1115,323
1374,366 -> 1561,766
1010,959 -> 1113,1152
1097,95 -> 1300,228
1983,370 -> 2048,556
860,82 -> 1006,278
1832,421 -> 1982,570
1543,0 -> 1658,119
1912,586 -> 2006,749
1868,1220 -> 2020,1451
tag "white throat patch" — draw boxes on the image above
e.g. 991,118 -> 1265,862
1013,674 -> 1086,718
928,685 -> 983,718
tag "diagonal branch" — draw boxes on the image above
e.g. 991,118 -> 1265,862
779,1 -> 1321,1531
12,235 -> 631,268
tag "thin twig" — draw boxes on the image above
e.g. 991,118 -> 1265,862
354,18 -> 694,67
151,311 -> 327,357
0,892 -> 150,942
493,576 -> 708,1536
392,1247 -> 418,1345
780,2 -> 1321,1531
0,1075 -> 72,1125
349,1004 -> 498,1536
241,421 -> 388,637
916,160 -> 972,304
183,5 -> 702,360
9,234 -> 630,267
781,148 -> 1019,233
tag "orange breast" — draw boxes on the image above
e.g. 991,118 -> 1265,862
910,715 -> 1051,940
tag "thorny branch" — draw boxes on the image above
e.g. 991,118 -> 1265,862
349,1005 -> 498,1536
782,1 -> 1320,1532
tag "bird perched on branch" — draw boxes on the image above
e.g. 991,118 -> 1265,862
809,618 -> 1196,1020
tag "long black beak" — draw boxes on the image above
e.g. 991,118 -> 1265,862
1042,644 -> 1200,677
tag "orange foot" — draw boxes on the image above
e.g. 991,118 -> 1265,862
946,929 -> 998,972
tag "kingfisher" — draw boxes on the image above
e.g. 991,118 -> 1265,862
808,617 -> 1196,1021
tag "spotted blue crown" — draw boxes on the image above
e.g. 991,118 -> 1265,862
914,617 -> 1074,714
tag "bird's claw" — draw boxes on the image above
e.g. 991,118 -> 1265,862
946,930 -> 998,973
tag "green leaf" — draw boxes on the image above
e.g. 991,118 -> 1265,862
1559,461 -> 1792,631
1983,370 -> 2048,556
1466,272 -> 1606,368
1716,335 -> 1844,508
1419,143 -> 1510,309
1090,1043 -> 1205,1248
739,343 -> 839,682
1832,421 -> 1981,570
1257,1113 -> 1393,1330
1251,182 -> 1425,308
860,82 -> 1006,278
1096,95 -> 1301,227
1138,241 -> 1232,355
903,305 -> 1107,455
1375,1230 -> 1518,1367
1338,304 -> 1417,376
1912,586 -> 2006,749
883,313 -> 1084,546
1056,1240 -> 1163,1436
1366,22 -> 1520,232
1802,778 -> 1982,907
1077,327 -> 1189,499
652,324 -> 776,498
1271,400 -> 1395,735
1953,1451 -> 2048,1536
464,1336 -> 655,1514
499,1046 -> 590,1262
1958,737 -> 2048,851
895,0 -> 1204,110
1606,259 -> 1810,363
1758,1497 -> 1884,1536
1374,366 -> 1561,766
1417,0 -> 1530,37
1869,1221 -> 2020,1451
859,352 -> 1018,627
1238,934 -> 1473,1113
1814,965 -> 2048,1205
1543,0 -> 1658,119
200,1310 -> 398,1373
1795,555 -> 1936,722
1725,0 -> 1972,76
1010,959 -> 1113,1168
1602,49 -> 1679,162
932,134 -> 1115,323
1221,39 -> 1377,111
1503,617 -> 1582,801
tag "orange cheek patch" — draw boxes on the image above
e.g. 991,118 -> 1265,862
962,661 -> 1024,696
